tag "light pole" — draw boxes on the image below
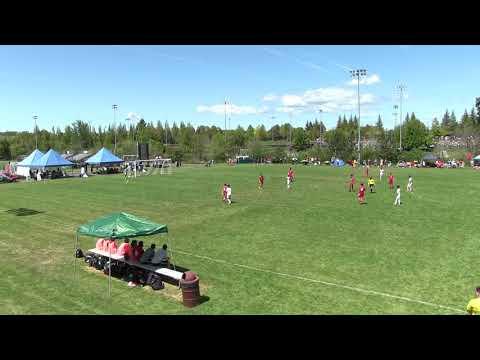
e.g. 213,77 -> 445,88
393,105 -> 398,148
33,115 -> 38,149
270,116 -> 276,142
396,84 -> 406,151
288,112 -> 293,145
224,98 -> 227,142
125,116 -> 135,149
317,108 -> 324,141
112,104 -> 118,154
350,69 -> 367,163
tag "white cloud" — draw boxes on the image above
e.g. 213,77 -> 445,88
126,112 -> 142,122
281,94 -> 306,108
197,103 -> 267,115
347,74 -> 381,86
274,86 -> 377,115
276,107 -> 300,114
262,94 -> 277,102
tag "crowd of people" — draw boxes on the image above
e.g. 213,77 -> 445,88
94,238 -> 171,288
28,168 -> 65,181
435,135 -> 478,148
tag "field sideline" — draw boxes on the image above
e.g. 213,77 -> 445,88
0,164 -> 478,314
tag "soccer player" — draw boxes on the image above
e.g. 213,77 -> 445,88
287,175 -> 291,190
358,183 -> 366,204
287,168 -> 294,183
394,185 -> 401,206
226,184 -> 232,204
407,175 -> 413,192
258,174 -> 264,189
388,173 -> 394,190
222,183 -> 227,203
466,287 -> 480,315
379,166 -> 385,182
367,177 -> 376,193
348,174 -> 356,192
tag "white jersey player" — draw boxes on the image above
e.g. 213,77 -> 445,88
407,175 -> 413,192
394,185 -> 401,206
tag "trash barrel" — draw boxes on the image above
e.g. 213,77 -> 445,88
180,271 -> 201,308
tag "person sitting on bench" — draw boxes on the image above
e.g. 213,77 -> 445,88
96,238 -> 106,251
117,238 -> 132,259
130,240 -> 138,261
140,244 -> 155,264
151,244 -> 170,267
105,238 -> 118,254
133,241 -> 144,262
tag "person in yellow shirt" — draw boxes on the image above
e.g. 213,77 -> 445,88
367,177 -> 376,193
467,287 -> 480,315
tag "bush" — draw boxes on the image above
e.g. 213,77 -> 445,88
398,148 -> 425,162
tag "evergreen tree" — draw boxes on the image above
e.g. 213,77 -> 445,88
449,111 -> 457,132
441,110 -> 450,130
431,117 -> 441,137
470,108 -> 477,127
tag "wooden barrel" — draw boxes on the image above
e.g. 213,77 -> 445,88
180,274 -> 201,308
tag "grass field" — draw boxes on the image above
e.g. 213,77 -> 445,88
0,164 -> 478,314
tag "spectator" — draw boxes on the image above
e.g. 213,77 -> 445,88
133,241 -> 144,262
96,238 -> 106,251
130,240 -> 138,261
106,238 -> 118,254
151,244 -> 170,267
140,244 -> 156,264
117,238 -> 132,259
466,287 -> 480,315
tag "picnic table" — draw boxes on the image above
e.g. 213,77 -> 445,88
87,248 -> 184,284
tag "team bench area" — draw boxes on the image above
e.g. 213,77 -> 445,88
86,248 -> 186,286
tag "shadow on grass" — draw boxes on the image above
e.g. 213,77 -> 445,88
6,208 -> 44,216
198,295 -> 210,305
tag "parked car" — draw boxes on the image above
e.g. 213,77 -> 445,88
0,172 -> 18,183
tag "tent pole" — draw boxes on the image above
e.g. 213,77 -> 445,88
73,233 -> 79,281
168,235 -> 176,271
108,246 -> 112,297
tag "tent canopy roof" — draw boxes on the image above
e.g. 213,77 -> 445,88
422,153 -> 438,161
17,149 -> 44,167
77,212 -> 168,238
86,147 -> 123,165
31,149 -> 74,168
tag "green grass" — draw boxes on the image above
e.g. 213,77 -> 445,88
0,164 -> 477,314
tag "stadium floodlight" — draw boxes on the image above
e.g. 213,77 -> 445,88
396,84 -> 406,151
112,104 -> 118,154
270,116 -> 276,142
33,115 -> 38,149
350,68 -> 368,163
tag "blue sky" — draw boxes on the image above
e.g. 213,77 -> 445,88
1,45 -> 480,132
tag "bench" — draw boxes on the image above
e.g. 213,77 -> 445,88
86,248 -> 184,285
87,248 -> 125,260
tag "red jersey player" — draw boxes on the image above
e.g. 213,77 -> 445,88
222,183 -> 227,202
287,168 -> 294,182
348,173 -> 356,192
388,173 -> 394,190
258,174 -> 264,189
358,183 -> 366,204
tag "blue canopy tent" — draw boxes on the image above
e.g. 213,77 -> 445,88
85,147 -> 123,165
332,159 -> 345,167
15,149 -> 44,177
30,149 -> 74,168
473,154 -> 480,166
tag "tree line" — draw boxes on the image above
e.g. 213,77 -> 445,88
1,98 -> 480,163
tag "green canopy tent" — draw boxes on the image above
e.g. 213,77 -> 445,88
74,212 -> 169,296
